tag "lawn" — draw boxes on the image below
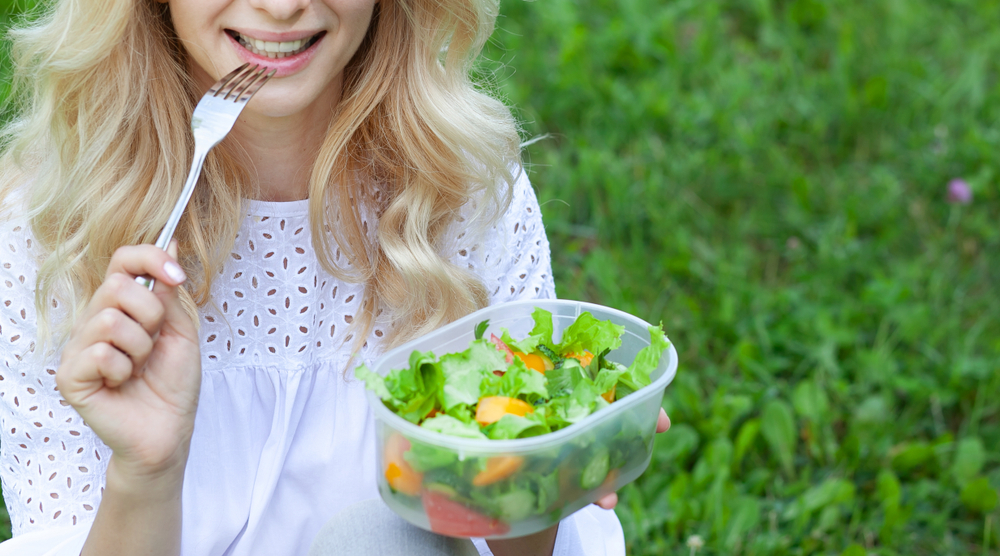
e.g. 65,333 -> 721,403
3,0 -> 1000,554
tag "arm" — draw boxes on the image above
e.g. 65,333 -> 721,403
79,457 -> 186,556
0,213 -> 199,555
58,242 -> 200,556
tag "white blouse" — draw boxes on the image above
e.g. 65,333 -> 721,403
0,173 -> 625,556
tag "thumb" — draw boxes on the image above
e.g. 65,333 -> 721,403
166,238 -> 180,261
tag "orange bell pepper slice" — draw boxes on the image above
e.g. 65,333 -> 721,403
383,434 -> 423,496
472,456 -> 524,486
475,396 -> 534,426
567,350 -> 594,367
513,351 -> 547,374
601,384 -> 616,403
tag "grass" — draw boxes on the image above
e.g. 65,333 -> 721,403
3,0 -> 1000,554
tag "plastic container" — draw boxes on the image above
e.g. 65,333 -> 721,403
366,299 -> 678,539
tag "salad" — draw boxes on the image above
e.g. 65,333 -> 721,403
355,307 -> 670,537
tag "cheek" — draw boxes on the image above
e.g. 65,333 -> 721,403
167,0 -> 223,48
335,0 -> 379,38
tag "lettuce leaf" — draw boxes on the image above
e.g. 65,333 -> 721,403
485,413 -> 550,440
354,363 -> 391,400
557,312 -> 624,356
481,358 -> 549,402
616,324 -> 670,398
421,414 -> 488,439
383,350 -> 444,423
499,307 -> 556,354
543,358 -> 589,398
438,339 -> 506,411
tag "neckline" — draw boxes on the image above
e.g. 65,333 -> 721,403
246,198 -> 311,217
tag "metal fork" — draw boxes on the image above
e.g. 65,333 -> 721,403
137,63 -> 275,290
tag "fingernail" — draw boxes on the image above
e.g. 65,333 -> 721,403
163,261 -> 186,283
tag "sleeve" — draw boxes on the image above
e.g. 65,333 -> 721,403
457,172 -> 626,556
0,209 -> 110,554
446,169 -> 557,304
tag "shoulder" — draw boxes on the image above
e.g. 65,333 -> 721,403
445,169 -> 556,303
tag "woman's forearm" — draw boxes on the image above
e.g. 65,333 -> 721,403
81,455 -> 187,556
485,524 -> 559,556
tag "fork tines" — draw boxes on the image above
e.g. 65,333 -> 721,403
209,63 -> 277,102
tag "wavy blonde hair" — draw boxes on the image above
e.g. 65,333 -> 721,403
0,0 -> 521,352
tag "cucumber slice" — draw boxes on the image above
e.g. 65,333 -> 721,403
496,489 -> 537,521
580,449 -> 610,490
425,482 -> 459,498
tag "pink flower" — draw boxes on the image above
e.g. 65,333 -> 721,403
947,179 -> 972,204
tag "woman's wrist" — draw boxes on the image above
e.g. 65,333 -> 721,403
484,524 -> 559,556
81,451 -> 188,556
106,448 -> 190,500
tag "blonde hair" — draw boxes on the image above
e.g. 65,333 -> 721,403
0,0 -> 521,352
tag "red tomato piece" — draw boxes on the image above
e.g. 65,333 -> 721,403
490,334 -> 515,364
422,490 -> 511,538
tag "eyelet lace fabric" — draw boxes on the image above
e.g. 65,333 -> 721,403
0,173 -> 609,556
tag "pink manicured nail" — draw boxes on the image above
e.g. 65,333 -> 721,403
163,261 -> 186,283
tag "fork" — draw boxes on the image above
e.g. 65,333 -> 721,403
137,63 -> 275,290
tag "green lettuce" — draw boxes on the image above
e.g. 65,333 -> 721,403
438,339 -> 507,411
421,414 -> 488,439
557,312 -> 624,356
485,413 -> 550,440
499,307 -> 556,354
615,324 -> 669,399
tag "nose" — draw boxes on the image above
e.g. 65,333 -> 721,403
247,0 -> 310,21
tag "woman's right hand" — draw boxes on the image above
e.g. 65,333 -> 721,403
57,241 -> 201,482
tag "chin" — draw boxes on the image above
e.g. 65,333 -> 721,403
245,90 -> 331,119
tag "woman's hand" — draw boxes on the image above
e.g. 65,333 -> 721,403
57,242 -> 201,481
593,407 -> 671,510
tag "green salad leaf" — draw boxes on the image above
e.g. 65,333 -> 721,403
556,312 -> 624,357
485,413 -> 550,440
421,414 -> 488,439
616,324 -> 669,399
438,339 -> 506,410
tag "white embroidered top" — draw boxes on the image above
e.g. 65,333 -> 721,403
0,173 -> 624,556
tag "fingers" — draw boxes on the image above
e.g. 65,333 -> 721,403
76,243 -> 184,334
594,492 -> 618,510
75,307 -> 155,368
84,272 -> 166,337
105,243 -> 186,289
59,242 -> 189,401
656,408 -> 671,434
57,341 -> 134,404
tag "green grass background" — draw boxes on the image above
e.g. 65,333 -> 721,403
2,0 -> 1000,554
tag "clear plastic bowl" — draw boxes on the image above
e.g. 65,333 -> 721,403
365,299 -> 678,539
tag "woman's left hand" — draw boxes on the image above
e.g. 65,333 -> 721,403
594,407 -> 671,510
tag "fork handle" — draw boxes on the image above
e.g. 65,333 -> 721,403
135,146 -> 210,291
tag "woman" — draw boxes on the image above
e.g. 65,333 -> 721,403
0,0 -> 670,554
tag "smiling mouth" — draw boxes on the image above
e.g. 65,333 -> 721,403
226,30 -> 325,59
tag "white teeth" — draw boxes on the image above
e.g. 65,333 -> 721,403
237,33 -> 312,57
